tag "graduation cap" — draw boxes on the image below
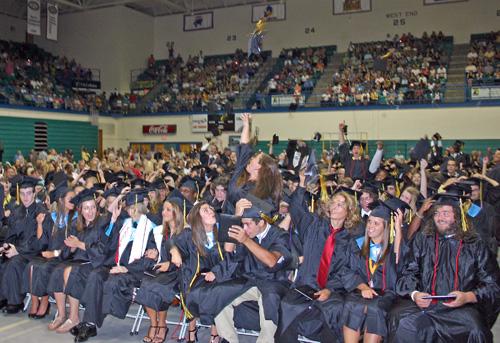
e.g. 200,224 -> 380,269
151,178 -> 168,191
323,174 -> 337,182
19,176 -> 41,189
180,178 -> 199,193
206,169 -> 220,181
166,197 -> 184,210
361,181 -> 381,196
241,194 -> 277,224
168,188 -> 194,224
272,134 -> 279,145
217,214 -> 241,244
333,186 -> 361,197
433,190 -> 471,232
313,132 -> 322,142
83,170 -> 99,180
411,138 -> 431,161
131,178 -> 149,189
369,204 -> 391,221
281,170 -> 299,183
103,187 -> 121,199
124,189 -> 149,207
92,183 -> 106,193
49,183 -> 70,204
164,170 -> 179,182
350,140 -> 367,150
382,197 -> 411,214
70,188 -> 97,207
52,171 -> 68,188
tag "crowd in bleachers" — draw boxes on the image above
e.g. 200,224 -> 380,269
266,47 -> 328,96
465,31 -> 500,86
320,32 -> 451,107
143,49 -> 265,113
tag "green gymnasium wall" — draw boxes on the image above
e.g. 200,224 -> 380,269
0,116 -> 98,163
256,139 -> 500,160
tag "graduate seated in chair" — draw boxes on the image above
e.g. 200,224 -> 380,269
71,189 -> 158,342
135,199 -> 185,343
389,193 -> 500,342
278,172 -> 361,343
213,196 -> 292,343
0,176 -> 52,314
341,201 -> 406,343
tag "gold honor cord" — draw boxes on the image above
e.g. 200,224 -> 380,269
459,198 -> 468,232
180,241 -> 224,320
389,212 -> 395,244
369,258 -> 379,275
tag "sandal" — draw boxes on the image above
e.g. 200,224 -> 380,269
55,318 -> 79,334
143,326 -> 158,343
48,316 -> 66,331
186,328 -> 198,343
153,326 -> 168,343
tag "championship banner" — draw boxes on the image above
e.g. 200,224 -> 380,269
27,0 -> 41,36
47,2 -> 59,41
72,80 -> 102,90
183,12 -> 213,31
252,3 -> 286,22
191,114 -> 208,133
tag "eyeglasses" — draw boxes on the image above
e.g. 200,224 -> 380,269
433,210 -> 453,218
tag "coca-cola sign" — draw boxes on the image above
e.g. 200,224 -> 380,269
143,125 -> 177,135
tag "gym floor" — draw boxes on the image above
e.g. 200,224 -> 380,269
0,300 -> 499,342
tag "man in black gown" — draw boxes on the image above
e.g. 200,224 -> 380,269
214,198 -> 292,343
389,194 -> 500,342
0,176 -> 52,313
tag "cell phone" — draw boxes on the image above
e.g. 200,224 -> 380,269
293,286 -> 319,301
421,295 -> 457,300
343,125 -> 348,134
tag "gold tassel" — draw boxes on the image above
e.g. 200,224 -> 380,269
310,196 -> 315,213
390,212 -> 395,244
183,199 -> 187,226
479,180 -> 483,208
16,184 -> 20,205
320,175 -> 329,203
408,209 -> 413,224
395,180 -> 401,198
459,198 -> 468,232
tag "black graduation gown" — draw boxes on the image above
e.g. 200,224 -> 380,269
341,239 -> 401,338
174,228 -> 237,325
135,232 -> 180,311
389,231 -> 500,343
0,202 -> 51,304
46,217 -> 109,299
278,186 -> 352,342
22,212 -> 76,297
100,229 -> 157,323
227,143 -> 258,207
217,225 -> 293,328
339,143 -> 371,180
469,200 -> 497,257
79,217 -> 156,327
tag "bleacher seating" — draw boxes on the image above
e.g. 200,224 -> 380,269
465,31 -> 500,86
320,32 -> 453,107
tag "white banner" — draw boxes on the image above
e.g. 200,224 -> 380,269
271,95 -> 305,107
252,3 -> 286,22
471,86 -> 500,100
183,12 -> 213,31
47,2 -> 58,41
27,0 -> 41,36
191,114 -> 208,133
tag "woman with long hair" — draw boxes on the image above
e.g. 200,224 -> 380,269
134,199 -> 185,343
228,113 -> 283,209
23,185 -> 76,319
174,201 -> 236,343
278,170 -> 362,342
46,189 -> 106,333
341,203 -> 405,343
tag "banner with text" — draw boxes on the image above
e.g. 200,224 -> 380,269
471,86 -> 500,100
46,2 -> 58,41
191,114 -> 208,133
271,95 -> 305,107
142,125 -> 177,135
27,0 -> 41,36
